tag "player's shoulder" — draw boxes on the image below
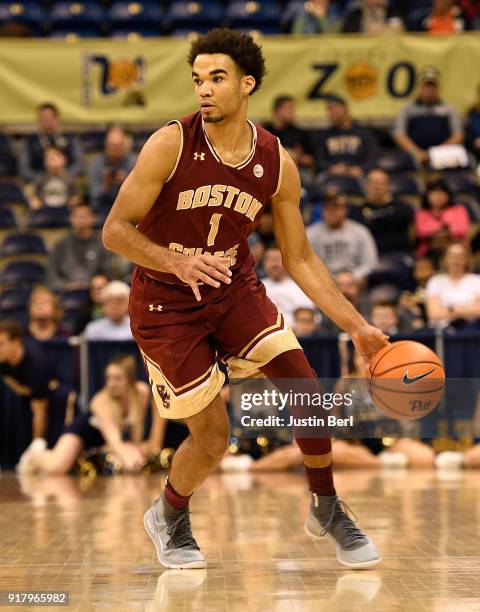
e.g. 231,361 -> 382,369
255,121 -> 280,149
144,122 -> 182,154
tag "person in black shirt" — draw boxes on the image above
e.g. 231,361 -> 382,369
263,95 -> 315,170
315,95 -> 379,176
350,168 -> 414,256
0,321 -> 50,443
19,102 -> 84,182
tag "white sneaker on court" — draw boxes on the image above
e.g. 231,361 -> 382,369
16,438 -> 47,475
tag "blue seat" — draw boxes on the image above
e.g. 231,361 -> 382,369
108,1 -> 163,26
225,1 -> 281,28
0,207 -> 17,229
49,25 -> 103,37
0,287 -> 32,313
28,207 -> 70,229
443,173 -> 480,197
377,150 -> 417,174
0,233 -> 47,257
0,1 -> 45,25
49,1 -> 104,26
1,261 -> 46,286
61,288 -> 90,312
236,24 -> 281,33
166,1 -> 224,30
317,174 -> 364,197
389,174 -> 423,197
171,25 -> 212,35
0,181 -> 26,206
0,134 -> 17,176
79,130 -> 107,153
110,26 -> 162,37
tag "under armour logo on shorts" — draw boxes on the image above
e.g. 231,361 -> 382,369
148,304 -> 163,312
156,384 -> 170,408
194,152 -> 205,161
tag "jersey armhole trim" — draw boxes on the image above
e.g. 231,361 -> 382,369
271,137 -> 283,198
165,120 -> 184,183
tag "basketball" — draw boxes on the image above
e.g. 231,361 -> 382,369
368,341 -> 445,421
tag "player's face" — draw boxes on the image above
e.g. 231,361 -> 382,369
192,54 -> 253,122
105,365 -> 128,398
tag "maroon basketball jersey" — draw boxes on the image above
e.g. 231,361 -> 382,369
137,111 -> 281,294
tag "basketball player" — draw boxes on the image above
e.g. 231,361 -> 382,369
103,28 -> 389,569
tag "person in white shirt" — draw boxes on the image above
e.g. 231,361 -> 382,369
426,242 -> 480,327
84,280 -> 133,340
306,189 -> 378,282
261,246 -> 317,327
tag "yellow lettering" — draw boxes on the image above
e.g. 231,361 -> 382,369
224,186 -> 240,208
169,242 -> 184,253
234,192 -> 253,215
224,244 -> 239,267
183,247 -> 196,256
192,185 -> 211,208
246,198 -> 262,221
208,184 -> 226,207
177,190 -> 193,210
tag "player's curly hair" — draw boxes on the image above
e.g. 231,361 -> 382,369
187,28 -> 266,94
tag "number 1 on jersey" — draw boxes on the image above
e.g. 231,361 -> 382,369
207,213 -> 222,247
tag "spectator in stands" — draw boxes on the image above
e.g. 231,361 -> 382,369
19,102 -> 84,182
350,168 -> 414,256
73,274 -> 110,334
292,307 -> 319,337
422,0 -> 468,34
466,84 -> 480,161
29,147 -> 80,210
370,301 -> 418,335
263,96 -> 315,171
48,204 -> 109,291
415,178 -> 471,258
426,242 -> 480,327
315,95 -> 379,176
394,67 -> 464,166
459,0 -> 480,29
342,0 -> 403,34
307,188 -> 378,281
399,256 -> 437,326
319,270 -> 371,335
0,321 -> 51,442
84,281 -> 133,340
261,246 -> 315,327
88,126 -> 136,213
27,286 -> 69,341
291,0 -> 343,34
16,355 -> 164,475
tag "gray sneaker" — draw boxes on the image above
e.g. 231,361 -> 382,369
305,494 -> 380,569
143,497 -> 207,569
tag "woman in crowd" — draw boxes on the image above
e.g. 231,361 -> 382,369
17,355 -> 164,475
425,241 -> 480,328
415,178 -> 471,259
27,285 -> 69,341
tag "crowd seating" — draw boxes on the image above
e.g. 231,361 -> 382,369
0,0 -> 477,38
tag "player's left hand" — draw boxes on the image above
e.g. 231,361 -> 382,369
351,324 -> 389,371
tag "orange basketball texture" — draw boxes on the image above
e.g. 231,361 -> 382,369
368,341 -> 445,421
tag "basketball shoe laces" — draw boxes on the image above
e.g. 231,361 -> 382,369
165,508 -> 200,551
313,494 -> 367,549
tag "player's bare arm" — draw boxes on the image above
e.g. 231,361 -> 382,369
271,147 -> 389,363
102,123 -> 231,301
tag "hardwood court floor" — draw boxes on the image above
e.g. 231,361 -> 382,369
1,468 -> 480,611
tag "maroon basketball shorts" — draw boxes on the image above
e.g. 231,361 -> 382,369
129,268 -> 301,419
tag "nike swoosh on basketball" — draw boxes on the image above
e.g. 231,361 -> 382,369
402,368 -> 436,385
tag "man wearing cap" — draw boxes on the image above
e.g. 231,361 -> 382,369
393,66 -> 464,165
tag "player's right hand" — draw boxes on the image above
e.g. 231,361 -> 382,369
175,253 -> 232,301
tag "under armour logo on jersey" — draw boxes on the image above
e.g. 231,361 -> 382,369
194,152 -> 205,161
156,385 -> 170,408
148,304 -> 163,312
